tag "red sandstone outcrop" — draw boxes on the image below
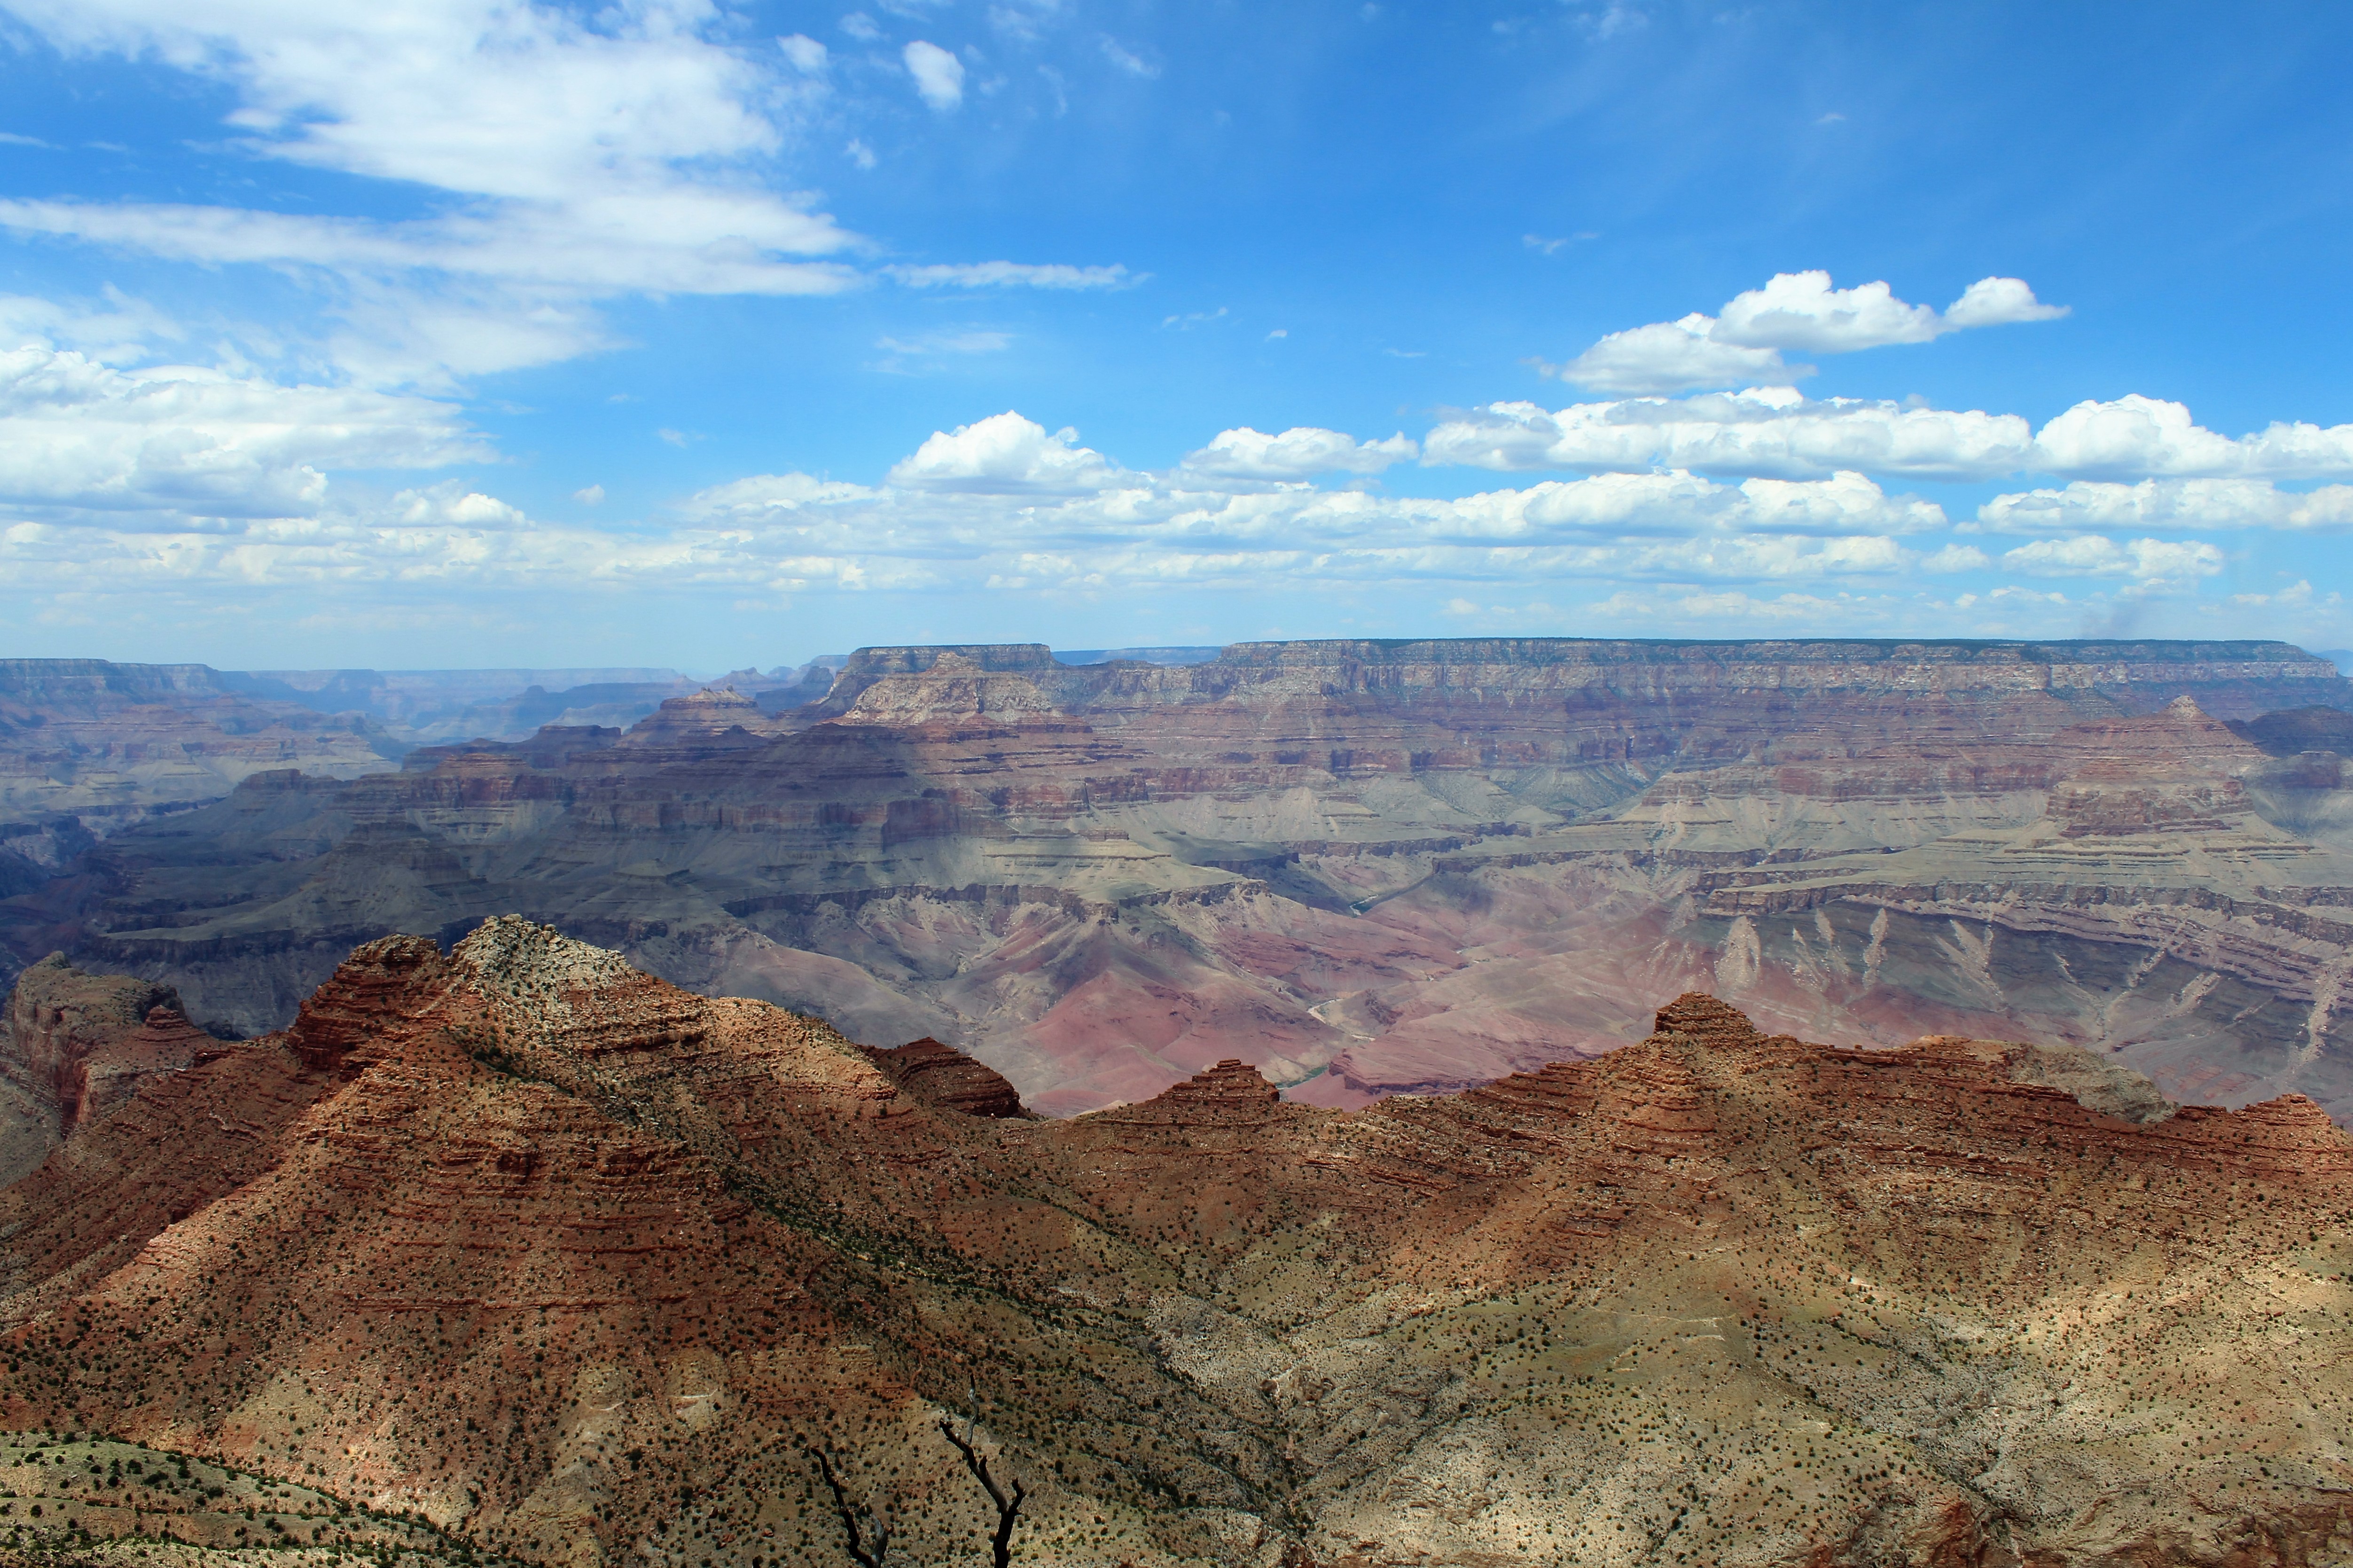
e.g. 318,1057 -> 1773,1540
3,928 -> 2347,1568
857,1035 -> 1033,1117
0,952 -> 216,1184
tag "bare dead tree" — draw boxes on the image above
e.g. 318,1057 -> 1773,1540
807,1447 -> 891,1568
938,1410 -> 1026,1568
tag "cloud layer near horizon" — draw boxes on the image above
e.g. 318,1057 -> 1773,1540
0,234 -> 2335,649
2,371 -> 2288,623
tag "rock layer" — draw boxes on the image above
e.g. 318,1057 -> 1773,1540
3,926 -> 2350,1568
10,637 -> 2353,1121
0,952 -> 213,1183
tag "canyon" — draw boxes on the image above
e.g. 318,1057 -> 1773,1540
1,924 -> 2346,1567
4,638 -> 2353,1131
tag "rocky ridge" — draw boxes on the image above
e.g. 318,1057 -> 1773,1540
2,923 -> 2349,1567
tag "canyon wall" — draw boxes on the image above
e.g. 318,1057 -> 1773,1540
6,636 -> 2353,1122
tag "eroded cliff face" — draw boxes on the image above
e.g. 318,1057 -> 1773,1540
2,928 -> 2347,1568
0,952 -> 212,1183
8,637 -> 2353,1122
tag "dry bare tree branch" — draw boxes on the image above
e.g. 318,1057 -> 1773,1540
807,1447 -> 891,1568
938,1418 -> 1026,1568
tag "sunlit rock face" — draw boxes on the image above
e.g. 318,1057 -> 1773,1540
9,636 -> 2353,1122
4,934 -> 2349,1568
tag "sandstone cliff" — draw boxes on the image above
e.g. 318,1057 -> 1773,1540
0,952 -> 213,1184
2,925 -> 2348,1567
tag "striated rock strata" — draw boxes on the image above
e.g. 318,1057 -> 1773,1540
13,637 -> 2353,1121
0,951 -> 213,1184
3,924 -> 2349,1567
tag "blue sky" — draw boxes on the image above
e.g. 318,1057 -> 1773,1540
4,0 -> 2353,671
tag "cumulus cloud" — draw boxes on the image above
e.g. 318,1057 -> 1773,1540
1554,271 -> 2067,394
3,394 -> 2278,640
1553,315 -> 1804,397
1920,544 -> 1993,572
1999,535 -> 2225,581
1712,273 -> 1941,352
904,40 -> 966,109
3,400 -> 1957,607
0,346 -> 482,520
1978,476 -> 2353,532
1943,276 -> 2070,331
1422,387 -> 2033,482
884,411 -> 1129,494
2031,395 -> 2353,481
1180,427 -> 1417,481
886,261 -> 1139,289
1423,387 -> 2353,494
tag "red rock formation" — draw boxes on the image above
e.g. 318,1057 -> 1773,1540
5,928 -> 2348,1568
0,953 -> 220,1184
857,1036 -> 1032,1117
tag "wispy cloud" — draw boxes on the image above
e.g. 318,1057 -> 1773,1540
890,261 -> 1140,290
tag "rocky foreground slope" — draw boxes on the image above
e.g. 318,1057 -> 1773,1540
3,921 -> 2348,1567
10,636 -> 2353,1127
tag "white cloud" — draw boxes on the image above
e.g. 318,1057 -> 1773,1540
779,33 -> 829,71
1944,276 -> 2070,330
2031,395 -> 2353,480
1712,273 -> 1942,352
0,346 -> 481,520
1920,544 -> 1992,572
573,484 -> 604,505
1181,427 -> 1417,481
1554,271 -> 2066,394
887,261 -> 1138,289
1979,476 -> 2353,532
1999,535 -> 2225,581
846,137 -> 877,169
884,411 -> 1127,493
876,330 -> 1012,356
1100,37 -> 1158,76
2232,579 -> 2322,610
905,40 -> 966,109
677,472 -> 881,518
1554,314 -> 1804,396
1586,587 -> 1916,628
2,397 -> 2275,627
1423,387 -> 2033,482
397,483 -> 527,528
842,12 -> 883,41
0,287 -> 185,366
0,0 -> 862,383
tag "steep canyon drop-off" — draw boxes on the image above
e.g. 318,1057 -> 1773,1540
7,638 -> 2353,1124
